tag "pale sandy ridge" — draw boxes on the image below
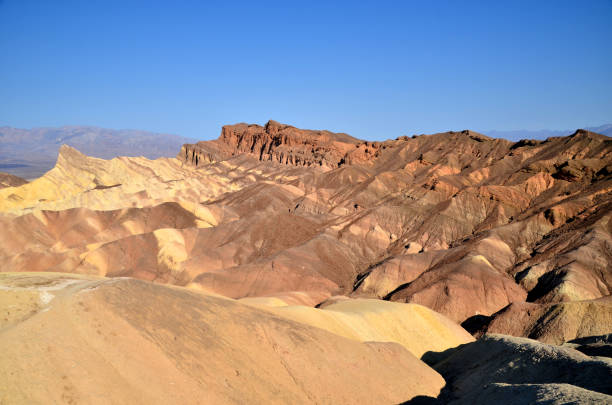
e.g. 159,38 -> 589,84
240,296 -> 474,358
0,273 -> 445,405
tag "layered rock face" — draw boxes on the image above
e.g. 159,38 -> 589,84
0,122 -> 611,327
180,120 -> 365,168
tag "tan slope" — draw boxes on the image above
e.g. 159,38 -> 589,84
242,297 -> 474,358
0,273 -> 444,405
0,202 -> 204,280
383,254 -> 527,323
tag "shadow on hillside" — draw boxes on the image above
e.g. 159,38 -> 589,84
401,333 -> 612,404
460,314 -> 492,336
397,342 -> 474,404
420,342 -> 469,366
398,394 -> 443,404
567,333 -> 612,345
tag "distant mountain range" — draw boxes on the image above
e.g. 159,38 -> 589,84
0,126 -> 193,179
484,124 -> 612,141
1,123 -> 610,179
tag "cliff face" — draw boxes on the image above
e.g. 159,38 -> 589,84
179,121 -> 514,171
179,120 -> 372,168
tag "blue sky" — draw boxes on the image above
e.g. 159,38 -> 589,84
1,0 -> 610,140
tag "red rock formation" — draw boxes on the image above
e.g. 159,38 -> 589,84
179,120 -> 366,168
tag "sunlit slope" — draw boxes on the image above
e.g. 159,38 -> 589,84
0,273 -> 444,405
0,145 -> 283,215
242,297 -> 474,358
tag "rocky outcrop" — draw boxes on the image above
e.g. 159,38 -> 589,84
179,120 -> 364,169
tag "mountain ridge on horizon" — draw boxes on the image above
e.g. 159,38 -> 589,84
0,125 -> 193,179
483,123 -> 612,141
2,121 -> 610,179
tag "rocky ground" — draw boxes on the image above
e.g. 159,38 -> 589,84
0,120 -> 610,403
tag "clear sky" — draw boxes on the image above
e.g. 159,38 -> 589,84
1,0 -> 611,141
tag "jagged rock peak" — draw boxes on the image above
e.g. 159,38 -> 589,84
56,144 -> 90,166
570,128 -> 607,139
58,144 -> 86,157
263,119 -> 288,134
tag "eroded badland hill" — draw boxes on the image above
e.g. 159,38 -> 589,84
1,120 -> 611,404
